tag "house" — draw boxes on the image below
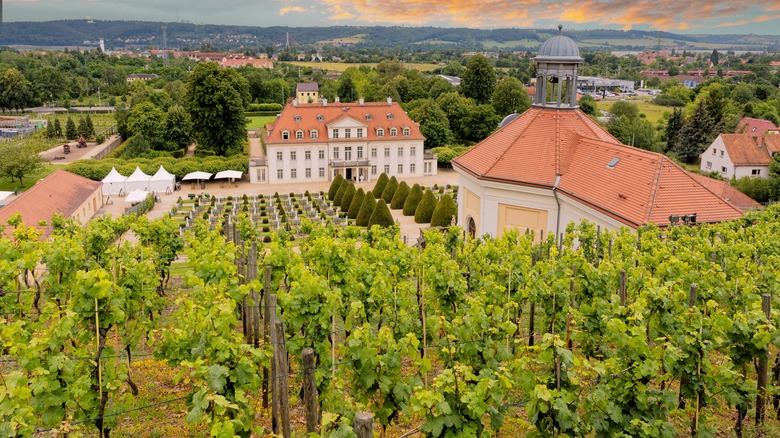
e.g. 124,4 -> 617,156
219,57 -> 274,69
0,170 -> 104,238
737,117 -> 779,136
126,73 -> 159,83
452,28 -> 748,240
296,83 -> 320,104
700,134 -> 780,179
251,98 -> 437,184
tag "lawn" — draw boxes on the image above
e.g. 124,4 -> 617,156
0,163 -> 58,192
246,115 -> 277,131
597,98 -> 673,126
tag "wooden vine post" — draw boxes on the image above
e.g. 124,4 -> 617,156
274,320 -> 291,438
354,412 -> 374,438
756,294 -> 772,426
302,348 -> 319,433
262,265 -> 271,409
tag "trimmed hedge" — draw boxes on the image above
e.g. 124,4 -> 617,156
356,192 -> 376,227
333,178 -> 350,206
381,176 -> 398,203
373,173 -> 389,197
368,199 -> 394,228
403,184 -> 423,216
328,174 -> 345,200
348,188 -> 366,219
430,194 -> 457,227
65,155 -> 249,181
390,181 -> 410,209
248,103 -> 284,112
414,189 -> 438,224
340,183 -> 356,213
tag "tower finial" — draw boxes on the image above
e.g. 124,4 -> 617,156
558,24 -> 563,35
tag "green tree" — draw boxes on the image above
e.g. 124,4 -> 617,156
710,49 -> 719,66
608,101 -> 640,119
328,173 -> 345,200
348,188 -> 366,219
185,62 -> 250,156
403,184 -> 423,216
368,199 -> 394,228
122,133 -> 152,158
430,194 -> 457,227
414,189 -> 438,224
381,176 -> 399,203
65,116 -> 78,140
338,76 -> 358,102
491,77 -> 531,117
164,104 -> 193,150
0,68 -> 33,112
84,114 -> 95,138
127,101 -> 166,150
461,55 -> 496,104
420,121 -> 453,148
0,144 -> 44,187
607,115 -> 658,151
437,92 -> 472,140
390,181 -> 410,209
373,173 -> 389,198
663,107 -> 685,152
333,178 -> 350,206
54,118 -> 62,137
340,183 -> 356,213
674,100 -> 714,164
578,94 -> 598,116
77,117 -> 89,139
732,176 -> 770,203
45,120 -> 56,139
461,105 -> 501,142
356,191 -> 377,226
409,99 -> 453,147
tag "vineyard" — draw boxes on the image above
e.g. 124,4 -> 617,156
3,204 -> 780,437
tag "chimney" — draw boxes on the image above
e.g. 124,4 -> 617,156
359,98 -> 364,106
334,96 -> 340,103
387,97 -> 392,106
292,98 -> 298,107
322,98 -> 328,107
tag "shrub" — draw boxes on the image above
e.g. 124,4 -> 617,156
263,235 -> 272,243
328,174 -> 345,200
356,192 -> 376,227
390,181 -> 410,209
341,183 -> 356,212
430,194 -> 457,227
414,189 -> 438,224
333,178 -> 350,206
373,173 -> 389,197
368,199 -> 394,228
348,188 -> 366,219
381,176 -> 399,203
403,184 -> 423,216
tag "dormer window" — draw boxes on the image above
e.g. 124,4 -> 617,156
317,114 -> 324,121
366,114 -> 372,121
296,130 -> 304,140
282,130 -> 290,140
390,128 -> 398,137
377,128 -> 384,137
310,129 -> 318,139
294,115 -> 301,122
387,113 -> 394,120
402,127 -> 410,136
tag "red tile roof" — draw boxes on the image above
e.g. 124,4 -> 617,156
0,169 -> 102,237
265,101 -> 425,145
452,107 -> 745,228
738,117 -> 778,136
719,134 -> 775,166
686,172 -> 760,211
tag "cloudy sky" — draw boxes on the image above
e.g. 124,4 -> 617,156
4,0 -> 780,34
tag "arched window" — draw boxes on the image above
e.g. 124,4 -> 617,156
467,217 -> 476,239
376,128 -> 384,137
310,129 -> 318,139
296,130 -> 304,140
402,127 -> 410,136
282,130 -> 290,140
390,128 -> 398,136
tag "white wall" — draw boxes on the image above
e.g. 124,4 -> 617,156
700,136 -> 735,178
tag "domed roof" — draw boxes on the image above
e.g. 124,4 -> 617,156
535,25 -> 583,63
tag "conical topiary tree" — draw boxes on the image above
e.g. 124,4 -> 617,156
390,181 -> 410,210
403,184 -> 423,216
381,176 -> 398,203
85,114 -> 95,138
328,173 -> 345,200
348,188 -> 366,219
414,189 -> 438,224
356,192 -> 376,227
368,199 -> 394,228
65,116 -> 77,140
54,118 -> 63,137
341,183 -> 356,212
373,173 -> 389,197
333,178 -> 350,206
430,194 -> 457,227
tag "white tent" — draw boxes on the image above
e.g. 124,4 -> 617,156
125,190 -> 149,204
124,166 -> 151,192
101,167 -> 127,196
149,165 -> 176,194
214,170 -> 242,180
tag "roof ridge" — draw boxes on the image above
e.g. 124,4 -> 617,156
555,111 -> 561,175
645,156 -> 665,222
677,167 -> 744,215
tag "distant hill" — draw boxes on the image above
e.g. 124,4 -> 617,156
0,20 -> 777,52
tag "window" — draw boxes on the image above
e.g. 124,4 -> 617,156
319,149 -> 325,159
319,167 -> 325,178
705,161 -> 712,170
411,146 -> 416,156
291,169 -> 297,179
310,130 -> 318,139
345,128 -> 351,139
306,168 -> 312,178
371,148 -> 377,157
384,164 -> 390,174
357,128 -> 363,138
277,169 -> 284,179
344,147 -> 352,160
294,131 -> 302,141
721,166 -> 727,173
333,147 -> 340,159
424,162 -> 432,174
294,115 -> 301,122
752,169 -> 762,175
290,150 -> 297,161
305,150 -> 311,160
282,131 -> 290,140
719,150 -> 724,157
387,113 -> 394,120
257,168 -> 266,182
712,148 -> 716,155
371,165 -> 377,175
357,146 -> 363,159
317,114 -> 324,121
390,128 -> 398,137
398,147 -> 403,157
276,151 -> 283,161
398,164 -> 403,174
332,129 -> 339,139
410,163 -> 416,173
403,127 -> 410,136
377,128 -> 384,137
384,147 -> 390,157
365,114 -> 372,121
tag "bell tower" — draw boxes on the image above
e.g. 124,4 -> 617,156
534,25 -> 583,108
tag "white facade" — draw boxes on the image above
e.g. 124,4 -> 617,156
700,136 -> 769,179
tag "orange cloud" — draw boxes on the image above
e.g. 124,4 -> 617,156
280,6 -> 306,15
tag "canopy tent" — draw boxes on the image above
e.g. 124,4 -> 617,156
124,166 -> 151,192
182,171 -> 212,181
214,170 -> 242,180
149,165 -> 176,194
125,190 -> 149,204
101,167 -> 127,196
